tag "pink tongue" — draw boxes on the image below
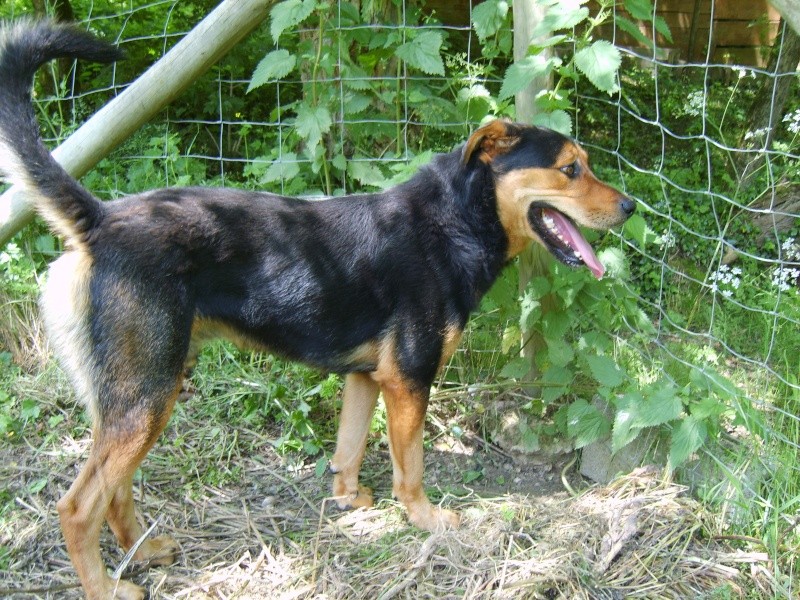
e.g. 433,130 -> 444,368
544,209 -> 605,279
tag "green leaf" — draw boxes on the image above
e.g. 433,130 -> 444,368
546,338 -> 574,368
344,92 -> 372,114
0,413 -> 13,435
567,399 -> 610,449
653,15 -> 673,43
501,324 -> 521,354
615,15 -> 654,50
623,213 -> 657,248
690,367 -> 738,401
532,5 -> 589,37
541,365 -> 573,404
457,85 -> 495,122
597,247 -> 628,279
527,34 -> 568,54
541,310 -> 571,342
499,54 -> 559,100
315,456 -> 329,478
248,50 -> 297,93
690,396 -> 728,421
612,392 -> 643,453
262,152 -> 300,184
634,384 -> 683,428
574,40 -> 621,95
463,469 -> 484,484
395,31 -> 445,76
472,0 -> 509,41
295,104 -> 332,150
21,399 -> 40,421
623,0 -> 654,21
526,275 -> 551,300
585,354 -> 625,388
499,356 -> 531,380
27,478 -> 47,494
271,0 -> 316,41
348,160 -> 388,189
519,421 -> 540,451
669,416 -> 707,469
532,109 -> 572,135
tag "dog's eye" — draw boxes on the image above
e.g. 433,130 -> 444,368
560,163 -> 577,178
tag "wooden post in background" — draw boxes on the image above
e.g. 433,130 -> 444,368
513,0 -> 554,388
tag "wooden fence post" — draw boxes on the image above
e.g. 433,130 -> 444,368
513,0 -> 554,388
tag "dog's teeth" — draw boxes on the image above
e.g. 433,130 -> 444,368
574,250 -> 582,260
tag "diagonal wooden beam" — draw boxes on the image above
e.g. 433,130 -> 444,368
0,0 -> 273,247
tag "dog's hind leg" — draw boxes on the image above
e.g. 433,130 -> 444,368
45,264 -> 190,598
57,379 -> 182,600
331,373 -> 380,509
105,455 -> 179,568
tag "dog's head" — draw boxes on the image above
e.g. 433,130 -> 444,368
463,120 -> 634,278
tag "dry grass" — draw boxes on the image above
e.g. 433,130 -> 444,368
0,366 -> 778,600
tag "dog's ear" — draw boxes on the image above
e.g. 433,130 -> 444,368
462,120 -> 521,164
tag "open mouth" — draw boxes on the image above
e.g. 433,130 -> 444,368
528,204 -> 605,279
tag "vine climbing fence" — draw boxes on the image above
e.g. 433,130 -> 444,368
1,0 -> 799,578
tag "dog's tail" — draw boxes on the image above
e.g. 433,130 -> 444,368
0,20 -> 122,245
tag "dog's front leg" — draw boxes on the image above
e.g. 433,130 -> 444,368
381,378 -> 460,531
331,373 -> 380,509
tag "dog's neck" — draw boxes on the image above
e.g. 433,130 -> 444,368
401,150 -> 513,319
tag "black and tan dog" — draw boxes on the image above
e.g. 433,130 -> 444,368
0,20 -> 634,600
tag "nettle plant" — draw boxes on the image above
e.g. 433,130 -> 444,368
474,0 -> 762,467
245,0 -> 511,196
475,0 -> 671,135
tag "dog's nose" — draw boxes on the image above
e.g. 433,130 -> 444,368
619,197 -> 636,216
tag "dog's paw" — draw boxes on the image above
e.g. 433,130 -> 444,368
103,578 -> 146,600
135,533 -> 179,566
407,504 -> 460,531
335,484 -> 374,510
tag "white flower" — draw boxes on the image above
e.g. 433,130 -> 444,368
783,109 -> 800,135
781,237 -> 800,261
771,265 -> 799,292
744,127 -> 772,141
682,90 -> 704,117
710,263 -> 740,297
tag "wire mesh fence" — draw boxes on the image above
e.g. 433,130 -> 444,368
2,0 -> 799,555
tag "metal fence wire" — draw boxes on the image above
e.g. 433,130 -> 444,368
3,0 -> 799,532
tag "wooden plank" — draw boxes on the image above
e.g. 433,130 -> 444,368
590,0 -> 779,21
714,0 -> 779,20
611,19 -> 780,47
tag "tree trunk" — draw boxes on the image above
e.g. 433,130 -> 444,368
514,0 -> 555,389
736,21 -> 800,191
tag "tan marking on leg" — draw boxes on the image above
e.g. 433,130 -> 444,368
377,373 -> 459,531
106,476 -> 179,567
331,373 -> 380,509
59,384 -> 180,600
439,325 -> 463,370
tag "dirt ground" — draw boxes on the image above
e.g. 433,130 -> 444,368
0,401 -> 776,600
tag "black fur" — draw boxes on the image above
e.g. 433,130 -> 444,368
0,22 -> 636,598
0,20 -> 122,240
